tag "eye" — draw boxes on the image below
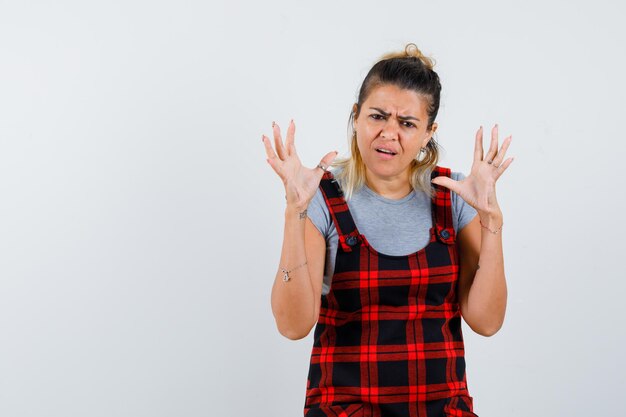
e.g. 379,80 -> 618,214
369,113 -> 385,120
402,121 -> 416,128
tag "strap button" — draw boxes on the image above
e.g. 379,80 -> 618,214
440,230 -> 450,239
346,235 -> 359,246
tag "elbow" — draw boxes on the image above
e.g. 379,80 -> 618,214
278,326 -> 311,341
270,295 -> 318,340
275,318 -> 315,340
272,307 -> 316,341
461,299 -> 507,337
473,325 -> 501,337
468,318 -> 504,337
463,309 -> 505,337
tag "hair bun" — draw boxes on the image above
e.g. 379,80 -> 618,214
404,43 -> 435,70
379,43 -> 435,71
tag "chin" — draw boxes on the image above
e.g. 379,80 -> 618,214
366,163 -> 404,179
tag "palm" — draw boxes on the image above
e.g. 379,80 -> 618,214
432,125 -> 513,217
262,121 -> 338,209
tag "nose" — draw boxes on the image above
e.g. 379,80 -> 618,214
380,118 -> 400,141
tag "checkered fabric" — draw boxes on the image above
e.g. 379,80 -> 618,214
304,167 -> 477,417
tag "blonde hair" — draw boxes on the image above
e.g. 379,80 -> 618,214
382,43 -> 436,70
331,43 -> 442,201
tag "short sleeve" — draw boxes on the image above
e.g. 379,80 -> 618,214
307,187 -> 333,239
450,171 -> 478,232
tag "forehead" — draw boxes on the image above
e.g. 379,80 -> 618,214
363,84 -> 428,116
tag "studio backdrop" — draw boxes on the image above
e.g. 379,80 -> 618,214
0,1 -> 624,416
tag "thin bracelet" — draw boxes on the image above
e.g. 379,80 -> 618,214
281,261 -> 308,282
480,220 -> 503,234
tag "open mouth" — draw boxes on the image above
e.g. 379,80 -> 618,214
375,148 -> 397,156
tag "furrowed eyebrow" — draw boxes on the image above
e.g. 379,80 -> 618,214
369,107 -> 420,122
369,107 -> 390,117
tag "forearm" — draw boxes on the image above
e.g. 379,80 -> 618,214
270,206 -> 317,340
465,213 -> 507,335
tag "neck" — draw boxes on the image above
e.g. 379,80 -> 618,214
364,169 -> 412,200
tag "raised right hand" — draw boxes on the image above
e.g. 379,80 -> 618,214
262,120 -> 338,211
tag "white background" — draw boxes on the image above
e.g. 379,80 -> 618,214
1,1 -> 624,416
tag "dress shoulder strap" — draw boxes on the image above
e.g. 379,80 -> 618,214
430,166 -> 457,244
318,171 -> 362,252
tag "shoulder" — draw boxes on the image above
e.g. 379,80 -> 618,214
307,170 -> 344,239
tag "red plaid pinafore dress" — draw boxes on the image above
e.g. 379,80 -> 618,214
304,166 -> 477,417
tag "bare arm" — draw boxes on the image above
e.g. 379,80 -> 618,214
456,213 -> 507,336
262,120 -> 337,340
270,214 -> 326,340
432,124 -> 513,337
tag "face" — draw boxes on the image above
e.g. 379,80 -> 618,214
353,84 -> 437,182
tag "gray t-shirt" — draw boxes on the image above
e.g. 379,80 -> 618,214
308,169 -> 478,295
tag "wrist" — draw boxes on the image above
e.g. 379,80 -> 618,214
477,208 -> 502,224
285,204 -> 309,219
478,211 -> 503,234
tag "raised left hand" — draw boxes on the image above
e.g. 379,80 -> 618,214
431,124 -> 513,219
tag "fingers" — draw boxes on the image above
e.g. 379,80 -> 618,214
496,157 -> 514,179
314,151 -> 339,177
474,126 -> 483,162
262,134 -> 283,175
321,151 -> 339,168
492,135 -> 512,167
431,176 -> 460,194
262,134 -> 278,160
264,121 -> 290,177
285,120 -> 296,156
264,120 -> 296,161
272,122 -> 287,160
484,124 -> 498,164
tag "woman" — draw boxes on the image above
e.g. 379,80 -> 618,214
262,44 -> 513,417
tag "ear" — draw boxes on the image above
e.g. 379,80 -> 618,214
422,122 -> 438,148
352,103 -> 359,123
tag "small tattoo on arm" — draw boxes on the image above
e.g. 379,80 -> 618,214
299,209 -> 308,219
